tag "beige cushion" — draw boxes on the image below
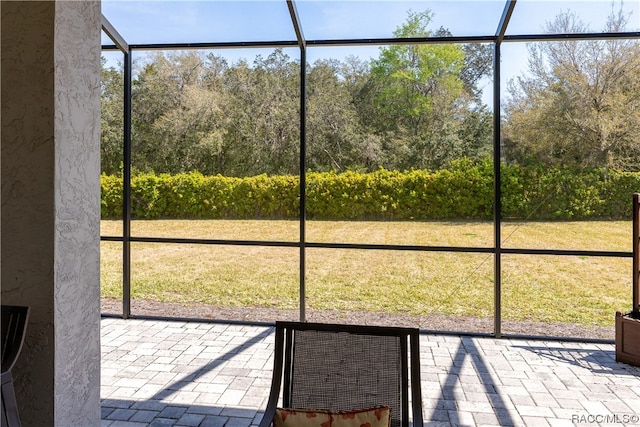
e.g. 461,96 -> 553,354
274,406 -> 391,427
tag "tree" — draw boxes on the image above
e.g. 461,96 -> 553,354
101,57 -> 124,175
306,59 -> 382,172
360,10 -> 492,170
100,12 -> 494,176
504,7 -> 640,170
131,52 -> 228,174
433,26 -> 493,103
224,49 -> 301,176
152,84 -> 227,175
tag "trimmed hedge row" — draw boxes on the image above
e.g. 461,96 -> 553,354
101,159 -> 640,220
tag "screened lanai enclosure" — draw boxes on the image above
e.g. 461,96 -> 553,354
100,0 -> 640,340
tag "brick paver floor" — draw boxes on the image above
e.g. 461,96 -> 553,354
100,318 -> 640,427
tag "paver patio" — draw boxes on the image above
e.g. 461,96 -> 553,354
100,317 -> 640,427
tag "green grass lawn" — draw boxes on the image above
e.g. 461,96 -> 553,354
101,219 -> 633,327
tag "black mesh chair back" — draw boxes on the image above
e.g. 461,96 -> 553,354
1,305 -> 30,427
259,321 -> 423,427
1,306 -> 29,374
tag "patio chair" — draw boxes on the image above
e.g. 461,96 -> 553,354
1,305 -> 30,427
258,321 -> 423,427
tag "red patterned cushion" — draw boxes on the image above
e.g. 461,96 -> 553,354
274,408 -> 332,427
332,406 -> 391,427
274,406 -> 390,427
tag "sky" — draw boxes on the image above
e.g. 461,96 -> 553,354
101,0 -> 640,105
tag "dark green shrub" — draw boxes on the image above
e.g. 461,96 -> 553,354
100,174 -> 123,218
100,163 -> 640,221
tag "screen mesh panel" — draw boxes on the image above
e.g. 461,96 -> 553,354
288,329 -> 403,427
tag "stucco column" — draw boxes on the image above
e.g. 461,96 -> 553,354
1,1 -> 101,426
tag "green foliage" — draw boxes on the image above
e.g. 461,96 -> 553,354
100,58 -> 124,175
100,174 -> 123,218
101,161 -> 640,221
503,7 -> 640,170
500,164 -> 640,220
103,172 -> 300,220
101,11 -> 495,178
359,10 -> 491,170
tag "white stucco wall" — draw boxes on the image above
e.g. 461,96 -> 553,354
54,1 -> 102,425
